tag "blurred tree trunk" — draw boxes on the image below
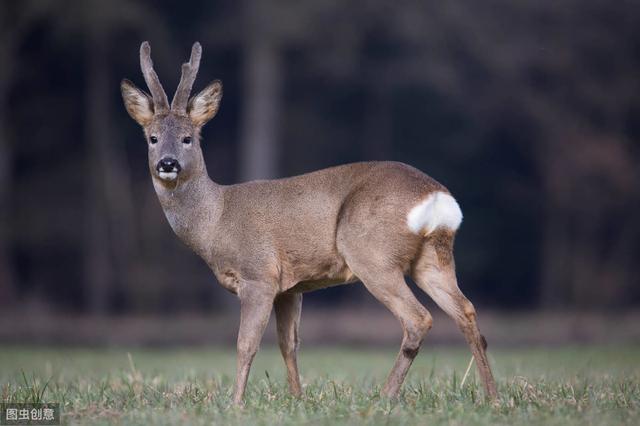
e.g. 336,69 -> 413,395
0,17 -> 19,308
83,6 -> 139,315
84,25 -> 113,315
239,1 -> 282,181
0,1 -> 55,308
0,92 -> 16,308
537,128 -> 638,309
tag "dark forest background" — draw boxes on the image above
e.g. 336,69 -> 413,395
1,0 -> 639,318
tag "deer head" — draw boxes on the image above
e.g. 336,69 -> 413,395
121,42 -> 222,188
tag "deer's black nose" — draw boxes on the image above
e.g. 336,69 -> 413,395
156,157 -> 181,173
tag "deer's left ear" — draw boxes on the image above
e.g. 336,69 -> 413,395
188,80 -> 223,126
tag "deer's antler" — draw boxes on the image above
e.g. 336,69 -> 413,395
140,41 -> 170,114
171,42 -> 202,114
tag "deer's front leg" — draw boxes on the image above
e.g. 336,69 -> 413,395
274,292 -> 303,397
233,286 -> 275,406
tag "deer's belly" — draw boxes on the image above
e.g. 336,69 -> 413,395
291,275 -> 359,293
284,263 -> 358,293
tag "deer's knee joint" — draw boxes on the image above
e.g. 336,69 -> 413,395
421,311 -> 434,333
404,329 -> 422,346
279,340 -> 299,357
237,341 -> 259,360
401,330 -> 422,358
402,345 -> 420,359
411,310 -> 433,337
402,315 -> 431,358
462,300 -> 476,322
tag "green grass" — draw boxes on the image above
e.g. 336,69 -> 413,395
1,345 -> 638,425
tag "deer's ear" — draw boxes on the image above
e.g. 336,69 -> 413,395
188,80 -> 222,126
121,79 -> 154,126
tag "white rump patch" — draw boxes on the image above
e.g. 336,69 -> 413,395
407,191 -> 463,235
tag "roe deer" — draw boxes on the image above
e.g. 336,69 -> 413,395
121,41 -> 498,405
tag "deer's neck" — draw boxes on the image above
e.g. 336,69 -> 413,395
152,172 -> 223,259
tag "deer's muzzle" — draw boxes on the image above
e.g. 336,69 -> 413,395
156,157 -> 181,181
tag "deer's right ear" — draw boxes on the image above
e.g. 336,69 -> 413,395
121,79 -> 154,126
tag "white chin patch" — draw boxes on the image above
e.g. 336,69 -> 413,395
158,171 -> 178,181
407,191 -> 463,235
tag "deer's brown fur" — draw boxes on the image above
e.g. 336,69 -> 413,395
121,42 -> 498,405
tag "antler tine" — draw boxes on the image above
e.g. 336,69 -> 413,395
171,42 -> 202,113
140,41 -> 170,113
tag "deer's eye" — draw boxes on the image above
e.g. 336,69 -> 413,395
149,136 -> 158,144
182,136 -> 192,145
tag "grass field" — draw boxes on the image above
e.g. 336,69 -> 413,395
1,345 -> 638,425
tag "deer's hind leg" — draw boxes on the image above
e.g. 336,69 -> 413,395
412,230 -> 498,400
336,190 -> 434,398
342,260 -> 433,398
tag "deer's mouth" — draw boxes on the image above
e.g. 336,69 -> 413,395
158,171 -> 178,181
156,158 -> 182,181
